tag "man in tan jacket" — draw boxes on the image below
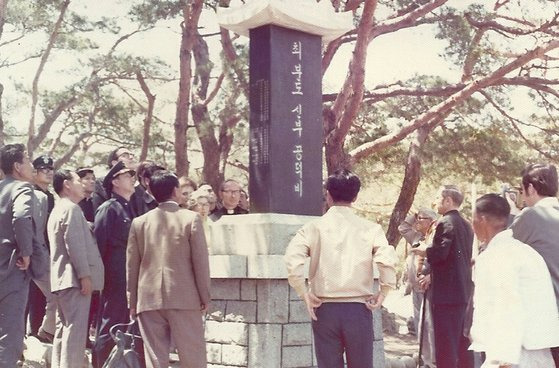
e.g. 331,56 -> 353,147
127,170 -> 211,368
48,169 -> 105,368
284,169 -> 397,368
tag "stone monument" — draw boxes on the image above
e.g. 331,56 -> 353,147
203,2 -> 386,368
219,0 -> 352,216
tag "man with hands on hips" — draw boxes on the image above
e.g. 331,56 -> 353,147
284,169 -> 397,368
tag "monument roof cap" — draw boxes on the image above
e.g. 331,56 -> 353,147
217,0 -> 353,43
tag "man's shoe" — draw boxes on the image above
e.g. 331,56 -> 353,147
37,328 -> 54,344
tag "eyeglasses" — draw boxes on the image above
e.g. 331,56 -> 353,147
118,152 -> 134,159
221,190 -> 241,195
37,167 -> 53,174
416,216 -> 431,220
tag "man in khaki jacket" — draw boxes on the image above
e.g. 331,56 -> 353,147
48,169 -> 104,368
127,170 -> 210,368
284,169 -> 398,368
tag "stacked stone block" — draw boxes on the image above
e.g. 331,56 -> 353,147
205,278 -> 315,368
205,214 -> 386,368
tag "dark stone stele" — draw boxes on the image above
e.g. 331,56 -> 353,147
249,24 -> 323,216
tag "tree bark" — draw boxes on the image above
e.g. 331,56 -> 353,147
324,0 -> 377,173
384,112 -> 446,246
136,70 -> 155,162
174,1 -> 203,177
27,0 -> 70,157
191,31 -> 220,189
0,0 -> 7,41
0,83 -> 4,146
52,132 -> 92,169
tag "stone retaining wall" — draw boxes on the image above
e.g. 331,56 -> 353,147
204,214 -> 386,368
205,278 -> 314,368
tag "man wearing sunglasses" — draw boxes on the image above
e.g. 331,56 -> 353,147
91,147 -> 137,214
26,155 -> 57,343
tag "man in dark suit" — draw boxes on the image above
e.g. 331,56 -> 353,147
209,179 -> 248,221
91,147 -> 137,213
510,163 -> 559,367
26,155 -> 56,342
92,161 -> 136,368
131,161 -> 164,217
412,185 -> 474,368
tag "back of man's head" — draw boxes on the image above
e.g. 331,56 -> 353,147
0,144 -> 25,175
475,193 -> 510,226
326,168 -> 361,203
150,171 -> 179,203
521,163 -> 558,197
441,184 -> 464,207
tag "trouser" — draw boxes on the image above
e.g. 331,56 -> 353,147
419,292 -> 436,367
92,290 -> 129,368
412,289 -> 423,335
28,269 -> 56,335
433,303 -> 473,368
552,346 -> 559,367
26,281 -> 46,335
138,309 -> 206,368
51,287 -> 91,368
311,302 -> 373,368
0,270 -> 30,367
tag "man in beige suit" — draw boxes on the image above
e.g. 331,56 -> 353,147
127,170 -> 211,368
48,170 -> 105,368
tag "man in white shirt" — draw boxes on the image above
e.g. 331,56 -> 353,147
284,169 -> 397,368
470,193 -> 559,368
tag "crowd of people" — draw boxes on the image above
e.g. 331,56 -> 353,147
0,143 -> 249,368
399,164 -> 559,368
2,140 -> 559,368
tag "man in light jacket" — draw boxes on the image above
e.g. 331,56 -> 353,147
48,169 -> 104,368
127,171 -> 210,368
284,169 -> 397,368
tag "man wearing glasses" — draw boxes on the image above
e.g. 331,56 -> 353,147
510,163 -> 559,367
26,155 -> 57,343
91,147 -> 137,213
209,179 -> 248,221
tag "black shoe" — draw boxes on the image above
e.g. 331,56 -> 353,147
37,328 -> 54,344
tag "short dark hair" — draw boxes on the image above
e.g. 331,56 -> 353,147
136,161 -> 165,186
521,163 -> 558,197
441,185 -> 464,206
150,171 -> 179,203
53,169 -> 74,195
475,193 -> 510,222
326,168 -> 361,203
107,147 -> 125,168
143,163 -> 165,181
0,144 -> 26,175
